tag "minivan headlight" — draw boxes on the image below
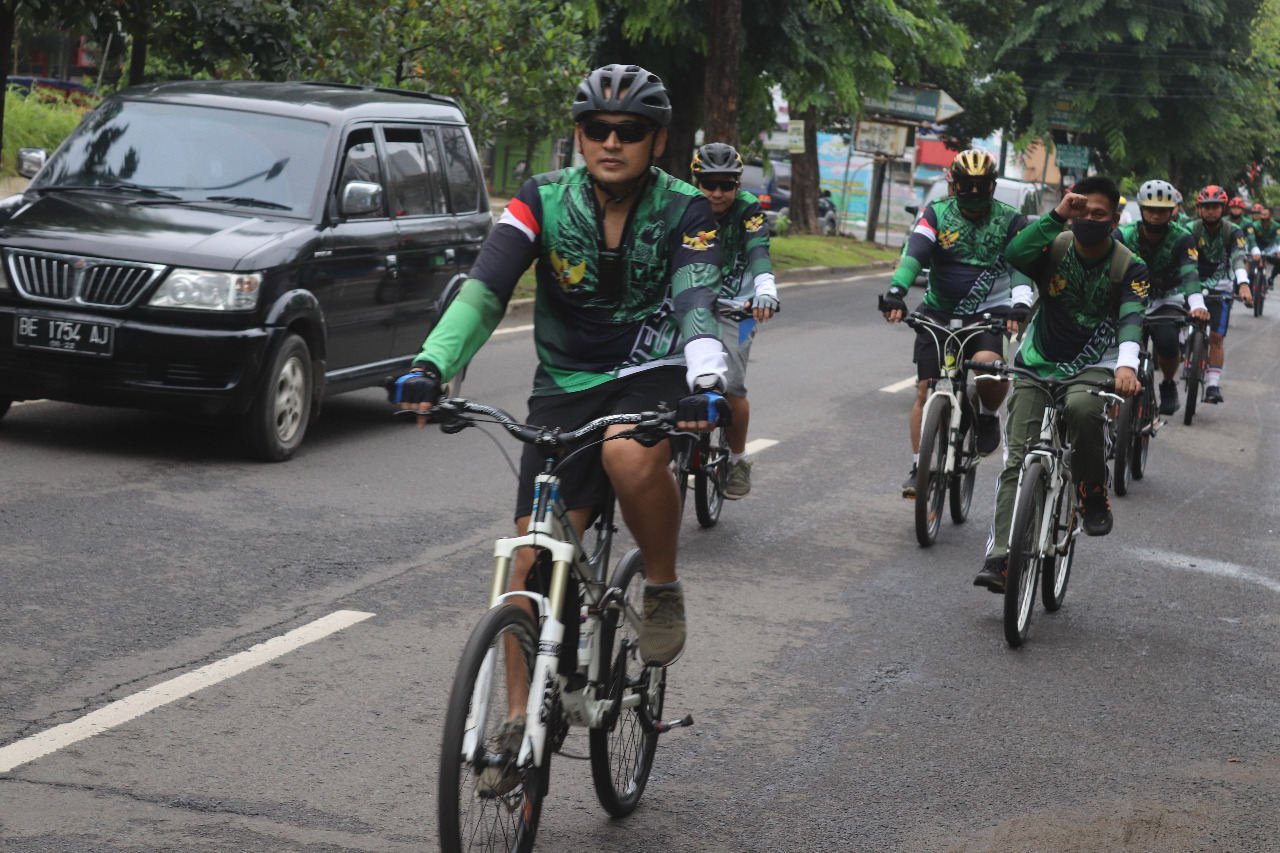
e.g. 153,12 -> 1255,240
149,269 -> 261,311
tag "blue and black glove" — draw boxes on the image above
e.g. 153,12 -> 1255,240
677,377 -> 732,427
388,362 -> 442,405
878,287 -> 908,315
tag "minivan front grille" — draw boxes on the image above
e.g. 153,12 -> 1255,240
6,250 -> 166,308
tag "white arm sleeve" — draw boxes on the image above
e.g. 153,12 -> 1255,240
1252,246 -> 1262,259
752,272 -> 778,300
684,336 -> 728,391
1011,283 -> 1034,306
1187,292 -> 1207,313
1117,340 -> 1141,372
1236,267 -> 1251,285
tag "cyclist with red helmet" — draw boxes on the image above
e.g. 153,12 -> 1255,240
1253,204 -> 1279,289
1227,196 -> 1261,259
1193,185 -> 1251,404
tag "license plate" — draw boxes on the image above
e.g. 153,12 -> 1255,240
13,313 -> 115,357
935,378 -> 953,393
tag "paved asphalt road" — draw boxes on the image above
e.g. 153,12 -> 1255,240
2,270 -> 1279,852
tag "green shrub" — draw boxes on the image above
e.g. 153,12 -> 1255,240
2,89 -> 97,176
775,213 -> 792,236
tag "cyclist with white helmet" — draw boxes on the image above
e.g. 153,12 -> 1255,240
1114,179 -> 1209,415
690,142 -> 778,499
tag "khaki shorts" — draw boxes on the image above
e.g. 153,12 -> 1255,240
722,318 -> 756,397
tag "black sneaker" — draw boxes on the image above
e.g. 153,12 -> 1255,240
1158,379 -> 1180,415
902,464 -> 918,499
973,555 -> 1007,593
976,413 -> 1002,456
1078,482 -> 1113,536
1205,385 -> 1224,404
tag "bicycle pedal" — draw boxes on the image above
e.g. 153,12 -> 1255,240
654,714 -> 694,734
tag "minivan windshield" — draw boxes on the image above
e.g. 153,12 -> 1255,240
31,99 -> 330,217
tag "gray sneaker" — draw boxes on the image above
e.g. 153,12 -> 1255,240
640,585 -> 686,666
475,715 -> 525,798
724,459 -> 752,499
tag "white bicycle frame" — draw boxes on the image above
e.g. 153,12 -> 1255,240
917,316 -> 1002,480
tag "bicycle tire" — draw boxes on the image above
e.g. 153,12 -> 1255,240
915,395 -> 951,547
1184,327 -> 1204,426
694,428 -> 728,528
589,548 -> 665,817
1041,479 -> 1076,612
1113,398 -> 1134,497
949,411 -> 977,523
1254,269 -> 1266,317
1004,461 -> 1047,647
439,603 -> 545,853
669,435 -> 691,516
1131,382 -> 1153,481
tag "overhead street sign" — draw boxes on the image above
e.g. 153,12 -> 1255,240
1055,144 -> 1090,170
864,86 -> 964,125
854,120 -> 909,158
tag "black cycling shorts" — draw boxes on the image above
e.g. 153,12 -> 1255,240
1208,295 -> 1231,337
912,307 -> 1009,382
1147,305 -> 1184,360
515,366 -> 686,520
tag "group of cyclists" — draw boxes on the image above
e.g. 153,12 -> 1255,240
881,149 -> 1276,591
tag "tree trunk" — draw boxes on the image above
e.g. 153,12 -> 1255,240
701,0 -> 740,148
0,2 -> 15,168
656,57 -> 704,182
128,30 -> 148,86
788,104 -> 820,234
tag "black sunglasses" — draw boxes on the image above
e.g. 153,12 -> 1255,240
698,178 -> 738,193
954,177 -> 994,193
580,119 -> 653,144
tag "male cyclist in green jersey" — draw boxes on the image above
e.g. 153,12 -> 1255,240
391,65 -> 728,678
974,177 -> 1147,592
879,149 -> 1031,497
1228,196 -> 1261,259
1114,179 -> 1209,415
1252,203 -> 1279,288
1193,186 -> 1251,404
690,142 -> 779,499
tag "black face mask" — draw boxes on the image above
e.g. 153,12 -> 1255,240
1141,220 -> 1170,235
1071,218 -> 1113,248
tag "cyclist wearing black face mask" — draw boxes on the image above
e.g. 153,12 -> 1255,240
1115,179 -> 1208,415
879,149 -> 1032,497
974,175 -> 1148,593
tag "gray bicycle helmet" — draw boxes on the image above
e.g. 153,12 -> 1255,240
690,143 -> 744,176
1137,179 -> 1178,209
572,64 -> 672,127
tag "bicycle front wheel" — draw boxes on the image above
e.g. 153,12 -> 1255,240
590,548 -> 665,817
1254,269 -> 1266,316
1041,478 -> 1076,612
439,603 -> 546,853
915,395 -> 951,546
1112,398 -> 1134,497
949,399 -> 978,523
669,435 -> 691,516
1131,381 -> 1153,480
694,428 -> 728,528
1005,461 -> 1047,647
1184,327 -> 1205,426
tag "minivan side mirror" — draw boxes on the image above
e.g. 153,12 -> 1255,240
18,148 -> 47,179
903,205 -> 919,216
341,181 -> 383,217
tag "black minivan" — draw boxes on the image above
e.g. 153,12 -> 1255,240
0,80 -> 492,459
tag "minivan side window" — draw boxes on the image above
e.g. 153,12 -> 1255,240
339,127 -> 384,218
383,126 -> 447,217
440,126 -> 481,214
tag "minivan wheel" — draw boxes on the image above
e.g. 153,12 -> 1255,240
240,333 -> 313,462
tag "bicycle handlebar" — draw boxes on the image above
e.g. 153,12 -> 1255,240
963,359 -> 1117,394
716,297 -> 778,323
903,312 -> 1007,336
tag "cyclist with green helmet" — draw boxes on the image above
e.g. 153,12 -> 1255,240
690,142 -> 778,499
392,64 -> 729,674
879,148 -> 1033,497
1193,185 -> 1251,404
1114,178 -> 1209,415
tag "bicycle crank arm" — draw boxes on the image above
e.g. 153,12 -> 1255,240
1144,419 -> 1163,436
653,714 -> 694,734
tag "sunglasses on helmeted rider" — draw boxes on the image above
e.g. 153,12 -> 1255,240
953,177 -> 994,194
698,178 -> 739,193
579,119 -> 653,144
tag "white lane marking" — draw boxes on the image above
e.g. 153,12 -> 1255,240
880,376 -> 918,393
744,438 -> 778,455
1126,548 -> 1280,595
0,609 -> 375,773
492,323 -> 534,337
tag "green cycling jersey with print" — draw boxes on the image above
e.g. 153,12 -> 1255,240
716,191 -> 772,299
1115,220 -> 1199,300
1228,215 -> 1258,253
1192,220 -> 1248,286
1255,218 -> 1279,250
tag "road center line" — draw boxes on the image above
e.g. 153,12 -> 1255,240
0,609 -> 375,773
880,376 -> 917,393
492,323 -> 534,337
1124,548 -> 1280,595
745,438 -> 778,455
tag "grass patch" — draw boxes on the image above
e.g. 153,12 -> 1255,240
2,89 -> 97,176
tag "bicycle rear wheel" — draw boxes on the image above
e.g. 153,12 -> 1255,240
1005,461 -> 1047,647
1184,327 -> 1204,426
439,604 -> 546,853
1131,381 -> 1154,480
590,548 -> 664,817
948,401 -> 977,523
1254,269 -> 1266,316
694,428 -> 728,528
915,395 -> 951,546
1041,479 -> 1076,612
1112,398 -> 1134,497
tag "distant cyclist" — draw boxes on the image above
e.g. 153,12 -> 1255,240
974,177 -> 1147,592
1114,179 -> 1208,415
1253,203 -> 1279,287
879,149 -> 1032,497
1227,196 -> 1262,261
690,142 -> 779,500
1192,185 -> 1251,404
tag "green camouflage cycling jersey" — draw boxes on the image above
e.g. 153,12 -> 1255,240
1191,220 -> 1248,289
415,165 -> 723,395
1115,220 -> 1199,300
1228,215 -> 1258,252
715,191 -> 772,300
1006,212 -> 1148,379
890,196 -> 1030,314
1255,218 -> 1280,251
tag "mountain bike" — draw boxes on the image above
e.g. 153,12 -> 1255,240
420,400 -> 694,853
1251,261 -> 1267,317
903,313 -> 1006,546
1182,293 -> 1242,425
968,360 -> 1121,647
1112,311 -> 1181,495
